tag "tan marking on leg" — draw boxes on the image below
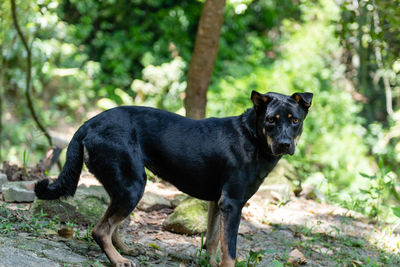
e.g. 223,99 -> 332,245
93,212 -> 136,267
288,113 -> 292,118
112,223 -> 132,254
275,114 -> 280,119
206,201 -> 220,267
219,220 -> 235,267
262,128 -> 266,135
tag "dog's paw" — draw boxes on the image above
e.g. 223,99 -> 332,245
112,258 -> 136,267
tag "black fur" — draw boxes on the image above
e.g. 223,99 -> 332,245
35,128 -> 85,199
34,91 -> 312,264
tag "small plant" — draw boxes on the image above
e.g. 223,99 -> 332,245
195,233 -> 211,266
0,204 -> 59,235
235,249 -> 269,267
359,159 -> 396,221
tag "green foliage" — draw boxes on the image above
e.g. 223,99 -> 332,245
0,204 -> 59,235
97,56 -> 186,113
194,233 -> 211,266
336,0 -> 400,123
56,0 -> 201,95
235,249 -> 269,267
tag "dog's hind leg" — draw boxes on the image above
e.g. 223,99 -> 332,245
206,201 -> 220,267
88,147 -> 146,266
112,224 -> 131,253
92,176 -> 145,267
111,223 -> 140,256
92,203 -> 135,267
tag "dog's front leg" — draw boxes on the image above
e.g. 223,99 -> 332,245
218,196 -> 242,267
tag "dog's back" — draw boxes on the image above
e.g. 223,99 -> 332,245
82,106 -> 252,200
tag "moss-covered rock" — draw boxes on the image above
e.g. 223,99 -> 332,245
170,194 -> 189,208
31,185 -> 109,225
162,197 -> 208,235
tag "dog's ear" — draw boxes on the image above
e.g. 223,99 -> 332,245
251,91 -> 270,111
291,92 -> 313,111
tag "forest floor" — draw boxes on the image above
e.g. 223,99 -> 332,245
1,174 -> 400,267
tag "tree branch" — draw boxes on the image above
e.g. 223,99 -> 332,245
10,0 -> 53,146
372,0 -> 393,117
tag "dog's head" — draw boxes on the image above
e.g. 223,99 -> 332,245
251,91 -> 313,156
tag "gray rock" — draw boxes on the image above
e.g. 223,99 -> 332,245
42,247 -> 88,264
2,181 -> 36,202
0,246 -> 61,267
137,191 -> 171,211
300,184 -> 327,203
0,172 -> 7,193
52,136 -> 69,149
0,234 -> 107,267
252,184 -> 292,205
31,184 -> 110,225
263,159 -> 298,188
162,197 -> 208,235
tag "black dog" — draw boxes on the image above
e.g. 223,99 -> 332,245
35,91 -> 312,267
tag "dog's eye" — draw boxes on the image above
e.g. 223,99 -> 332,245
292,118 -> 299,124
268,118 -> 275,123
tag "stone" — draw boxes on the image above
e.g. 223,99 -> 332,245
137,191 -> 171,211
162,197 -> 208,235
251,184 -> 292,205
2,181 -> 36,202
0,172 -> 7,193
0,235 -> 103,267
287,248 -> 307,266
31,184 -> 110,225
41,246 -> 88,264
171,194 -> 189,208
299,184 -> 327,203
0,246 -> 61,267
263,159 -> 298,188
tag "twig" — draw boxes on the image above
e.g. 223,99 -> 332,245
10,0 -> 53,146
372,0 -> 393,117
0,22 -> 3,162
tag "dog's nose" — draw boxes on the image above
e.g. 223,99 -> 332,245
278,141 -> 291,150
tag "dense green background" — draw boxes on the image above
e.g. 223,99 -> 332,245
1,0 -> 400,221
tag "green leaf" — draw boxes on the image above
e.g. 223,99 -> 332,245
360,172 -> 376,179
390,186 -> 400,202
392,206 -> 400,218
272,259 -> 284,267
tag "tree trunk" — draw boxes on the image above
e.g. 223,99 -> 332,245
184,0 -> 226,119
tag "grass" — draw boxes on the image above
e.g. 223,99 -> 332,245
0,203 -> 60,235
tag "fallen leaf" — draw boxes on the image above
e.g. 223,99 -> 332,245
148,243 -> 161,250
58,227 -> 73,239
287,248 -> 307,266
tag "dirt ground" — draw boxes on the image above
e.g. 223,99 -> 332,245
1,175 -> 400,266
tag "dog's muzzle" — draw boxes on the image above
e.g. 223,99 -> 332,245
269,138 -> 295,156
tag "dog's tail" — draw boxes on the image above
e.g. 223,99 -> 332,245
35,127 -> 86,200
